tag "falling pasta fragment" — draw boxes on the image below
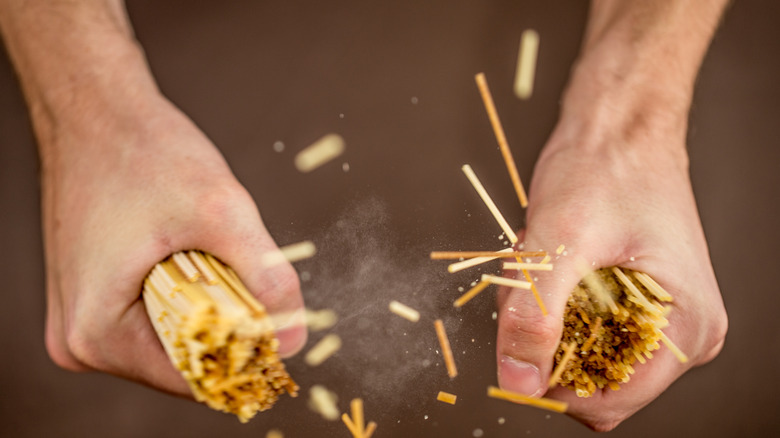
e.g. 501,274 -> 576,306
461,164 -> 519,243
487,386 -> 568,414
308,385 -> 340,420
514,29 -> 540,100
295,133 -> 345,172
454,281 -> 490,308
474,73 -> 529,208
260,240 -> 317,267
434,319 -> 458,378
142,251 -> 298,423
342,398 -> 377,438
388,300 -> 421,322
305,334 -> 342,366
481,274 -> 532,290
437,391 -> 458,405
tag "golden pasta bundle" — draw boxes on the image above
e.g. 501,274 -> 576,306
142,250 -> 298,422
551,267 -> 685,397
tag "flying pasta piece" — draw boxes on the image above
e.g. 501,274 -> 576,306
453,281 -> 490,308
514,29 -> 540,100
308,385 -> 340,420
481,274 -> 532,290
295,133 -> 345,172
388,300 -> 421,322
487,386 -> 568,414
305,334 -> 342,366
502,262 -> 553,271
260,240 -> 317,267
461,164 -> 518,243
447,248 -> 515,273
434,319 -> 458,378
437,391 -> 458,405
474,73 -> 528,208
431,250 -> 546,260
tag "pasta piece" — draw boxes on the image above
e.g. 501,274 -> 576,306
502,262 -> 553,271
437,391 -> 458,405
461,164 -> 518,244
481,274 -> 532,290
548,342 -> 577,387
388,300 -> 421,322
513,29 -> 540,100
431,250 -> 546,260
454,281 -> 490,308
260,241 -> 317,267
305,334 -> 342,366
487,386 -> 568,413
474,73 -> 528,208
447,248 -> 514,273
434,319 -> 458,378
295,133 -> 345,172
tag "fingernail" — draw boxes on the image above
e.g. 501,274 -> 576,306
498,356 -> 542,396
275,325 -> 307,358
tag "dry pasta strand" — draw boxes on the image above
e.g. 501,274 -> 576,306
434,319 -> 458,378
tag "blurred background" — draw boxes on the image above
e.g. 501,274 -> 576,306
1,0 -> 778,436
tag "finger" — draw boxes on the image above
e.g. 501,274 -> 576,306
197,197 -> 307,358
495,243 -> 584,396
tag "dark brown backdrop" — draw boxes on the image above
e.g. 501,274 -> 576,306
1,1 -> 778,437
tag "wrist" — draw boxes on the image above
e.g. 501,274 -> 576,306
0,1 -> 160,146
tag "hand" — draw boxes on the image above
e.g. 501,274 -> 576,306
41,92 -> 307,396
494,112 -> 728,430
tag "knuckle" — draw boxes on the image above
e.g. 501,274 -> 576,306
64,324 -> 105,370
499,307 -> 560,348
45,326 -> 87,372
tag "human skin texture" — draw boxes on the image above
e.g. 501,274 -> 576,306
495,0 -> 729,431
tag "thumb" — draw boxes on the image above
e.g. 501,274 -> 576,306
495,240 -> 588,396
198,191 -> 308,359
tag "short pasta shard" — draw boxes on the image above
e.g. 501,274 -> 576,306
142,250 -> 298,423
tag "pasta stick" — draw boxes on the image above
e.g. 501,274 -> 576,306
447,248 -> 514,273
487,386 -> 568,413
295,133 -> 345,172
437,391 -> 458,405
351,398 -> 365,437
305,334 -> 342,366
481,274 -> 532,290
520,268 -> 548,316
461,164 -> 518,244
453,281 -> 490,308
514,29 -> 540,100
434,319 -> 458,378
364,421 -> 377,438
261,241 -> 317,267
548,342 -> 577,387
503,262 -> 553,271
474,73 -> 528,208
341,413 -> 360,438
388,300 -> 420,322
431,250 -> 546,260
658,331 -> 689,363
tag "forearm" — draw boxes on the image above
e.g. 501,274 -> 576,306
555,0 -> 729,157
0,0 -> 157,149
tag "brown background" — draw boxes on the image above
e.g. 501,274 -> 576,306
1,0 -> 779,437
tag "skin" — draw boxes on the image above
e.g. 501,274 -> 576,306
495,0 -> 729,431
0,0 -> 307,396
0,0 -> 729,430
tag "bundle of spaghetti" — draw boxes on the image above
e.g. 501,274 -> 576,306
551,267 -> 686,397
142,250 -> 298,423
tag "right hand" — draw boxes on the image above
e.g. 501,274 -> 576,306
495,114 -> 727,431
